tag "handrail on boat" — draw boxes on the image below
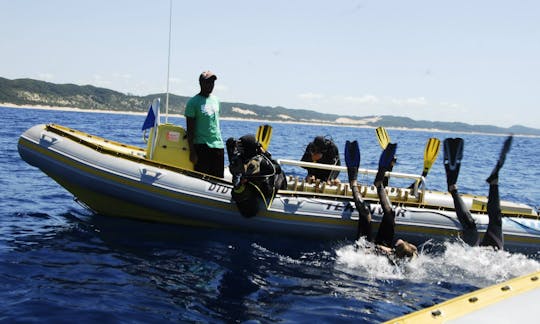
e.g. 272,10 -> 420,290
277,159 -> 427,199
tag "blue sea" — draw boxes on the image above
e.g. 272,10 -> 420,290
2,106 -> 540,323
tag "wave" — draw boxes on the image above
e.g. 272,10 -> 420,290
335,238 -> 540,287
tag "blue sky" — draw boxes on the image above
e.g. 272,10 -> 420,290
1,0 -> 538,128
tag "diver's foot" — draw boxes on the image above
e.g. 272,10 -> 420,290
448,184 -> 458,193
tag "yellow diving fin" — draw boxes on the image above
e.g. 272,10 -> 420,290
409,137 -> 441,189
256,124 -> 273,151
422,137 -> 441,177
375,126 -> 390,149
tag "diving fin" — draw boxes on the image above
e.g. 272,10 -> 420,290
374,143 -> 397,185
345,140 -> 360,183
486,135 -> 513,184
344,140 -> 360,169
375,126 -> 390,150
408,137 -> 441,189
422,137 -> 441,177
443,138 -> 464,189
256,124 -> 273,151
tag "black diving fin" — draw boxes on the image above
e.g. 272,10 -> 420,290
374,143 -> 397,185
486,135 -> 513,184
345,140 -> 360,183
443,138 -> 464,189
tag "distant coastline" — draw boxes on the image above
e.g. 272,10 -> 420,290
2,102 -> 366,128
2,77 -> 538,136
4,103 -> 534,138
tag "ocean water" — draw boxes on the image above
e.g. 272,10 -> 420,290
2,106 -> 540,323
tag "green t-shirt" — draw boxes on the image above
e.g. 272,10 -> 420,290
185,94 -> 223,148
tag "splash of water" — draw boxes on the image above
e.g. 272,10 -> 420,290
335,238 -> 540,287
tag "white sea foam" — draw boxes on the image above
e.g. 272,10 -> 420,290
335,239 -> 540,287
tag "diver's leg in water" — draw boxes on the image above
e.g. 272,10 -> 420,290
353,188 -> 373,242
479,136 -> 511,249
373,144 -> 397,247
479,136 -> 511,250
444,138 -> 479,246
344,140 -> 373,242
449,186 -> 479,246
480,183 -> 504,249
374,183 -> 395,247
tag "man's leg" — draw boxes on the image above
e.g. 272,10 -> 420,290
208,148 -> 224,178
374,143 -> 397,247
449,186 -> 479,246
480,183 -> 503,249
444,138 -> 479,246
374,182 -> 395,248
480,136 -> 511,250
194,144 -> 224,178
344,140 -> 373,242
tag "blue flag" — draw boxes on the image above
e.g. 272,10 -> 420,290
141,99 -> 160,131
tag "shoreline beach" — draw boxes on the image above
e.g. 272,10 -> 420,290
2,103 -> 533,137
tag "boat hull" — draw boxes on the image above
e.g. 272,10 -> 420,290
18,124 -> 540,253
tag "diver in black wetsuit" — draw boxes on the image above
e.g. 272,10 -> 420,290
301,136 -> 341,183
226,134 -> 287,218
345,141 -> 418,259
444,136 -> 512,250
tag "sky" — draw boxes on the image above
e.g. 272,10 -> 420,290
1,0 -> 539,128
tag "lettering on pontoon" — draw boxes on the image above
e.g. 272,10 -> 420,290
325,202 -> 407,217
208,183 -> 230,194
326,202 -> 355,212
325,202 -> 368,213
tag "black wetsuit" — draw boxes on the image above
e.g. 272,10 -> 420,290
373,182 -> 396,248
352,150 -> 396,248
450,183 -> 503,249
301,138 -> 340,181
227,135 -> 287,218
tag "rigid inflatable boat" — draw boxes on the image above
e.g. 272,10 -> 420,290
18,123 -> 540,253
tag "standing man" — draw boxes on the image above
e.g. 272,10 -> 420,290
185,71 -> 224,178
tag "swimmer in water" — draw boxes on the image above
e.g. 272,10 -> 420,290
345,140 -> 418,260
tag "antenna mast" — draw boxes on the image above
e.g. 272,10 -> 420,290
165,0 -> 173,123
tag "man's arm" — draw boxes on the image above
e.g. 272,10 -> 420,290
300,143 -> 313,162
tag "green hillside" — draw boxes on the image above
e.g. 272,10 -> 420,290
1,77 -> 538,136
